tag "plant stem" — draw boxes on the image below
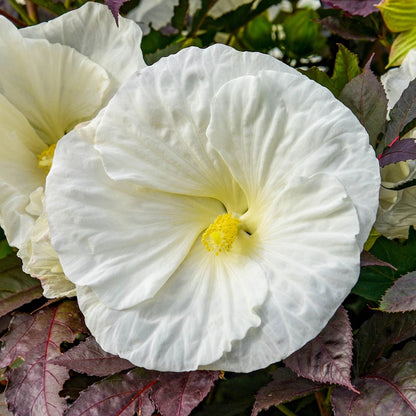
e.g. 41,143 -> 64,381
25,0 -> 38,23
315,390 -> 332,416
0,8 -> 26,26
277,404 -> 298,416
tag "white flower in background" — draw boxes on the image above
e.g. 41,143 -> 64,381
46,45 -> 380,372
382,47 -> 416,113
375,48 -> 416,239
0,2 -> 145,297
127,0 -> 253,34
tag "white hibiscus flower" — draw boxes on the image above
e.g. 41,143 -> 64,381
0,2 -> 146,297
375,48 -> 416,239
46,45 -> 380,372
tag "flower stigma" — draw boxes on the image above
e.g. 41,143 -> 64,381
38,144 -> 57,174
202,213 -> 240,255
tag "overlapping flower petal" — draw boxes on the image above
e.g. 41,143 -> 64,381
47,45 -> 380,371
0,2 -> 145,298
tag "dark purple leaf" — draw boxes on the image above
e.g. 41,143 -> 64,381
104,0 -> 127,25
321,0 -> 379,16
154,371 -> 220,416
66,368 -> 219,416
360,251 -> 397,269
379,271 -> 416,312
332,341 -> 416,415
339,57 -> 388,147
0,301 -> 87,416
320,16 -> 377,41
379,138 -> 416,167
251,367 -> 323,416
66,368 -> 157,416
384,78 -> 416,150
0,254 -> 43,317
50,336 -> 134,377
284,307 -> 356,391
354,310 -> 416,376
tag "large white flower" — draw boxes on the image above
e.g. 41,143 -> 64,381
375,48 -> 416,239
46,45 -> 380,372
0,2 -> 145,297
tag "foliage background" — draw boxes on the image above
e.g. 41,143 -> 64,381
2,0 -> 416,415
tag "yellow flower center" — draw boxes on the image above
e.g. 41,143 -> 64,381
202,213 -> 240,255
38,143 -> 57,174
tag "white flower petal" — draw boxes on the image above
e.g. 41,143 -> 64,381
0,95 -> 46,247
0,18 -> 111,145
77,240 -> 268,371
207,70 -> 380,249
21,2 -> 146,88
375,161 -> 416,239
204,174 -> 361,371
46,129 -> 224,310
127,0 -> 178,33
95,45 -> 297,212
381,48 -> 416,112
18,211 -> 76,299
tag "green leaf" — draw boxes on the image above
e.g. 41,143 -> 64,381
388,27 -> 416,68
0,254 -> 43,317
171,0 -> 189,31
338,58 -> 388,147
28,0 -> 67,15
353,228 -> 416,302
331,44 -> 361,96
282,9 -> 327,59
242,14 -> 274,51
0,240 -> 12,260
299,67 -> 337,95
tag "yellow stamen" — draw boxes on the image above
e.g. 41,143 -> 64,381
38,143 -> 56,174
202,213 -> 240,255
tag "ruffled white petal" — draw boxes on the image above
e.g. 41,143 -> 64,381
18,210 -> 76,299
127,0 -> 178,33
0,18 -> 111,145
77,240 -> 268,371
381,48 -> 416,112
204,174 -> 360,371
375,161 -> 416,239
207,70 -> 380,249
46,128 -> 225,310
21,2 -> 146,88
95,45 -> 296,213
0,95 -> 46,247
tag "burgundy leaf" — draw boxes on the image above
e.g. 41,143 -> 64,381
0,301 -> 87,416
354,310 -> 416,376
339,58 -> 388,148
251,367 -> 323,416
66,368 -> 157,416
379,138 -> 416,167
379,271 -> 416,312
284,307 -> 356,391
104,0 -> 127,25
384,78 -> 416,149
0,254 -> 43,317
360,251 -> 397,269
321,0 -> 379,17
154,371 -> 220,416
332,341 -> 416,415
319,16 -> 377,41
50,336 -> 134,377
